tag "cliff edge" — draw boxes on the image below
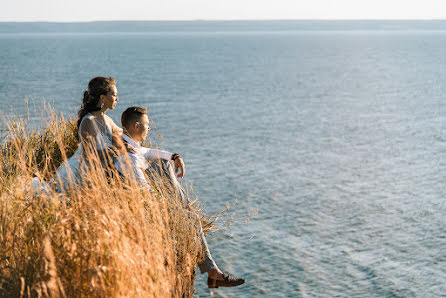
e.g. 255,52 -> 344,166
0,112 -> 201,297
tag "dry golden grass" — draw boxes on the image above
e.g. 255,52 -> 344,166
0,110 -> 205,297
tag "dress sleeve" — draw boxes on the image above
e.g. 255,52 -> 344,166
78,116 -> 99,148
105,115 -> 123,135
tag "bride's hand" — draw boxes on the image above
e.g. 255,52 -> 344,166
124,142 -> 136,154
112,133 -> 135,154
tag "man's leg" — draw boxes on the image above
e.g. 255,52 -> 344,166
189,212 -> 246,288
184,211 -> 219,273
147,159 -> 245,287
146,159 -> 190,207
147,160 -> 218,270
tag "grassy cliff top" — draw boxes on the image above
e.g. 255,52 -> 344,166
0,110 -> 208,297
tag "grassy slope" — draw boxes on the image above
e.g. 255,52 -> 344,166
0,111 -> 204,297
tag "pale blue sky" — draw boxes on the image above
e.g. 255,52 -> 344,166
2,0 -> 446,22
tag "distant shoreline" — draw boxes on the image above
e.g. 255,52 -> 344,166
3,20 -> 446,33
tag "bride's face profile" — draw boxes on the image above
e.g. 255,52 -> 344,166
100,85 -> 118,110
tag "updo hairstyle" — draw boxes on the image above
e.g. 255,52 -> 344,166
77,76 -> 116,129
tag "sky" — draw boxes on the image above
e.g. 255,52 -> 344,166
1,0 -> 446,22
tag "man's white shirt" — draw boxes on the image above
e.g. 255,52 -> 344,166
114,134 -> 173,189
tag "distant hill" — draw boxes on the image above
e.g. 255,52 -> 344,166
2,20 -> 446,33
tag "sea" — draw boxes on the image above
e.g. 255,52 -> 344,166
0,21 -> 445,297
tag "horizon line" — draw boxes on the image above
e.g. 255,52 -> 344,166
2,18 -> 446,24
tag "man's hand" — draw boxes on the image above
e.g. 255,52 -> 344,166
174,156 -> 186,178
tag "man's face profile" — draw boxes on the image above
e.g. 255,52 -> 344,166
137,114 -> 150,141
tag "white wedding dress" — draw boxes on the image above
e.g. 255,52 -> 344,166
52,113 -> 115,191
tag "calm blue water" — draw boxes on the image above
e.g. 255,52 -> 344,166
1,23 -> 445,297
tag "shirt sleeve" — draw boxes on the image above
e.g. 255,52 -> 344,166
140,147 -> 173,161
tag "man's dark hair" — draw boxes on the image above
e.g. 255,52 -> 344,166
121,106 -> 148,129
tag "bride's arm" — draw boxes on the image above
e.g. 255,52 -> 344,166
79,118 -> 127,161
79,117 -> 119,160
103,115 -> 128,154
106,115 -> 123,135
104,115 -> 136,153
79,117 -> 99,149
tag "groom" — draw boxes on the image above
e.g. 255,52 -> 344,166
114,106 -> 246,289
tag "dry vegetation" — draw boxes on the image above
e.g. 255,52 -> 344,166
0,110 -> 208,297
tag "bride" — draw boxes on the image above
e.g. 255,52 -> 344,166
53,76 -> 124,190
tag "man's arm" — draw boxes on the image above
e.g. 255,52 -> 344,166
172,154 -> 185,178
141,148 -> 186,178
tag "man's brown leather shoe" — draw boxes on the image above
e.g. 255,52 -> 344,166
207,273 -> 246,288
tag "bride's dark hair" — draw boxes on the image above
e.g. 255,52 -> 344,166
77,76 -> 116,131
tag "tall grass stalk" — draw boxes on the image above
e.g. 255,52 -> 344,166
0,109 -> 204,297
